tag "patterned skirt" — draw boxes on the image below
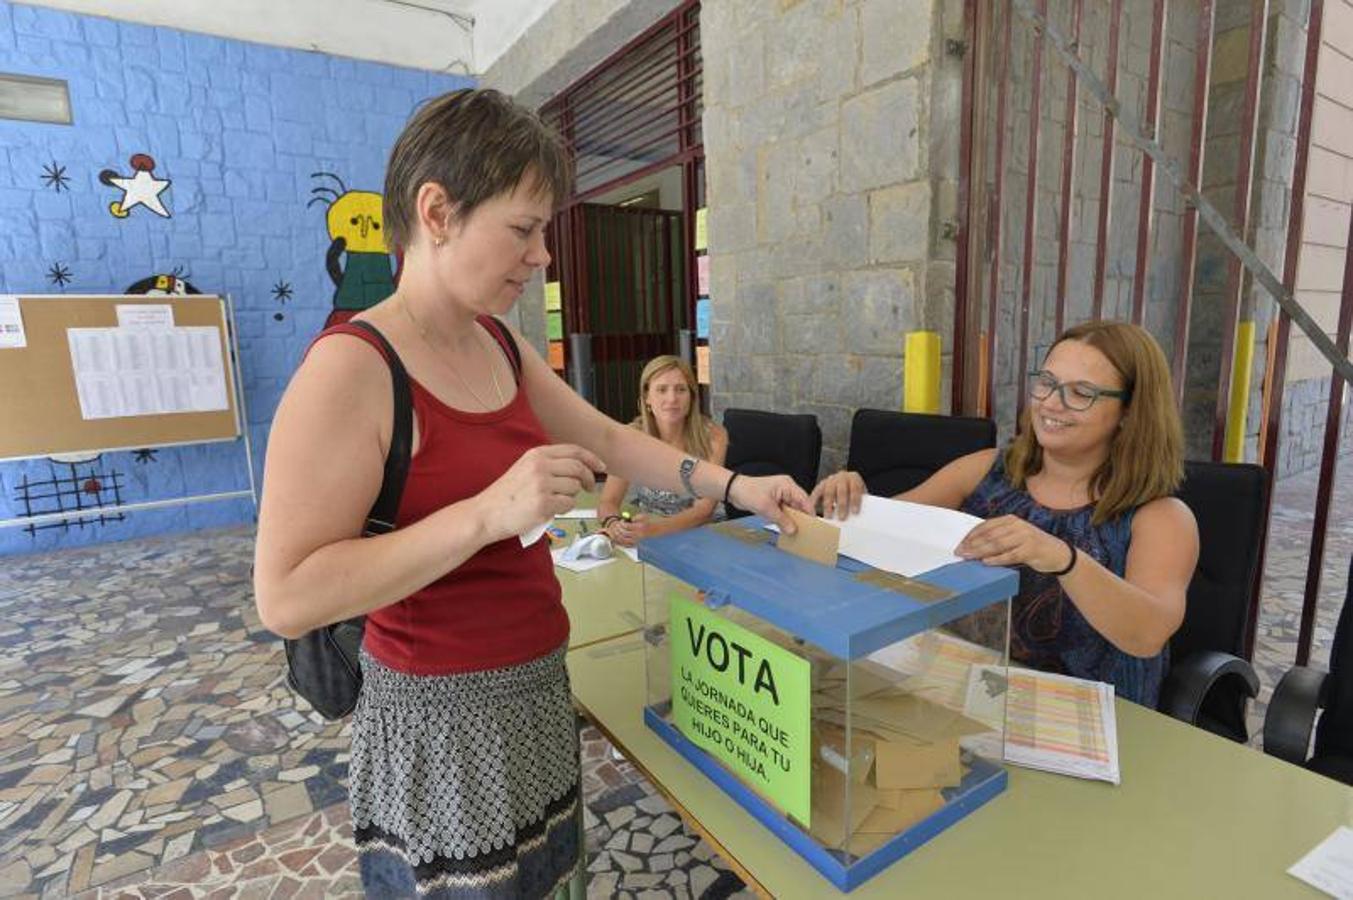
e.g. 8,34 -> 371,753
350,645 -> 582,899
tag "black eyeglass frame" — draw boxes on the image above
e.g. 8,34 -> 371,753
1026,370 -> 1131,411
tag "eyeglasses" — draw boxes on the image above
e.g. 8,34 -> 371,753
1027,371 -> 1130,411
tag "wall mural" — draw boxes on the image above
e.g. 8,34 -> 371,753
46,263 -> 72,289
271,280 -> 293,322
125,270 -> 201,295
99,153 -> 172,219
308,172 -> 394,327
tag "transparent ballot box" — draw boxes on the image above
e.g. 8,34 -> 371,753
638,517 -> 1017,892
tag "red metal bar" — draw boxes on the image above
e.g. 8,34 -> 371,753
573,114 -> 703,184
563,62 -> 700,156
1090,0 -> 1123,319
1297,201 -> 1353,665
1130,0 -> 1167,325
1016,0 -> 1047,425
1172,0 -> 1216,408
1053,0 -> 1083,337
540,5 -> 698,113
984,0 -> 1014,418
953,0 -> 980,414
569,147 -> 704,205
1243,0 -> 1322,661
1211,0 -> 1269,462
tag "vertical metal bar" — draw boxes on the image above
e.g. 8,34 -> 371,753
1054,0 -> 1083,337
1243,0 -> 1322,661
1016,0 -> 1047,425
1173,0 -> 1217,408
1131,0 -> 1167,325
983,1 -> 1013,419
1090,0 -> 1124,319
1211,0 -> 1269,462
954,0 -> 980,414
1297,202 -> 1353,666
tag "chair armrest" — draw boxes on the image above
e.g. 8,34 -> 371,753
1262,666 -> 1329,766
1159,651 -> 1260,740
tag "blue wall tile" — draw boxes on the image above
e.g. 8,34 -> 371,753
0,0 -> 474,555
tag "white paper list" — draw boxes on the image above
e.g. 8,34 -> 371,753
0,296 -> 26,349
67,326 -> 229,420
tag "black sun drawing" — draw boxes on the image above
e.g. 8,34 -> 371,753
133,449 -> 158,464
272,280 -> 293,321
41,161 -> 71,193
47,263 -> 72,287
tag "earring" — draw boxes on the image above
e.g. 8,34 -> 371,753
434,236 -> 446,248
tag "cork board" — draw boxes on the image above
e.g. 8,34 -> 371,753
0,295 -> 240,461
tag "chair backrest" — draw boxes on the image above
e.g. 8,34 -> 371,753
722,408 -> 822,517
1315,553 -> 1353,758
1171,460 -> 1269,662
845,409 -> 997,498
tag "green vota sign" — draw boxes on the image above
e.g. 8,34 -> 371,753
669,593 -> 811,826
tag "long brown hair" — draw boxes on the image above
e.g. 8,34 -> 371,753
1005,320 -> 1184,524
632,356 -> 713,460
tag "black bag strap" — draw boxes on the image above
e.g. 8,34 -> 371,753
346,320 -> 412,536
482,315 -> 523,383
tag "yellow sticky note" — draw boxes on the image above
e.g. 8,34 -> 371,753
694,207 -> 708,251
696,344 -> 710,384
544,281 -> 562,312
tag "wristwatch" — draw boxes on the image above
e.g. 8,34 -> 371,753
679,456 -> 699,498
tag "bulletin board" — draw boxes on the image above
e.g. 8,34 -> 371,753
0,294 -> 242,461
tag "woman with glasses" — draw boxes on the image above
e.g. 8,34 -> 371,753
811,320 -> 1198,706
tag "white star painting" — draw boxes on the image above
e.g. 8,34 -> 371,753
99,153 -> 172,219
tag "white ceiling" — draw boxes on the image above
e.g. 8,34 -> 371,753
18,0 -> 556,74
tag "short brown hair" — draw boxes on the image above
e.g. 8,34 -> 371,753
382,88 -> 571,253
1005,320 -> 1184,524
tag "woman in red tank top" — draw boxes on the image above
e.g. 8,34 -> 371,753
253,89 -> 811,899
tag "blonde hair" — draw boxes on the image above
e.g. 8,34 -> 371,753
632,355 -> 713,460
1005,320 -> 1184,524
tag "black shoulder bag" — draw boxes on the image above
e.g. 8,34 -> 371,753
283,320 -> 412,720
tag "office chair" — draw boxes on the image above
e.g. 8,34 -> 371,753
1263,552 -> 1353,785
722,408 -> 822,518
844,409 -> 997,498
1158,460 -> 1267,742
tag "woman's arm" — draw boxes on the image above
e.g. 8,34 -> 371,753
811,448 -> 998,518
955,497 -> 1197,657
513,325 -> 809,526
254,335 -> 601,639
597,471 -> 630,523
640,422 -> 730,538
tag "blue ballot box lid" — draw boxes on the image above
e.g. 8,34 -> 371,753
637,516 -> 1019,660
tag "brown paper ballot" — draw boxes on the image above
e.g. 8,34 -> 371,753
777,508 -> 840,566
873,736 -> 963,790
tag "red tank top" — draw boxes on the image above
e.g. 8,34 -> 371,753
313,318 -> 568,675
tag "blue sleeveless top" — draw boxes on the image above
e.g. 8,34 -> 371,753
958,454 -> 1166,707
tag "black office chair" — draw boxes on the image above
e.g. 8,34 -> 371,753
1263,553 -> 1353,785
844,409 -> 997,497
722,408 -> 822,518
1157,460 -> 1267,742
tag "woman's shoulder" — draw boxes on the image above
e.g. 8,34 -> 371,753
1130,494 -> 1197,534
705,419 -> 728,445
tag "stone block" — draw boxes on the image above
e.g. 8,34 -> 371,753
821,193 -> 869,269
778,272 -> 841,316
869,180 -> 930,264
841,268 -> 919,354
861,0 -> 931,86
840,77 -> 921,192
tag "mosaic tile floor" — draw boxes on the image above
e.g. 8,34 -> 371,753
0,457 -> 1347,897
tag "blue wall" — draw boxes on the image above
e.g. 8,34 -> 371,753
0,1 -> 473,554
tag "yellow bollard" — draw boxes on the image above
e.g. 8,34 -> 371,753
904,331 -> 941,414
1224,320 -> 1255,463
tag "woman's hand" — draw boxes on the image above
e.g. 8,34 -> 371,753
729,475 -> 812,534
604,513 -> 651,547
954,515 -> 1075,573
477,444 -> 605,543
809,470 -> 867,520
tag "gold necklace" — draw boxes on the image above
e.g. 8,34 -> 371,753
400,299 -> 505,411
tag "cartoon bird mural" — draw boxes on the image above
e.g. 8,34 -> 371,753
309,172 -> 396,327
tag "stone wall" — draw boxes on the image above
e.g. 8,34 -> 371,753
701,0 -> 966,476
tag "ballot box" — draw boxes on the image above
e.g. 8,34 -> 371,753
638,516 -> 1019,892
